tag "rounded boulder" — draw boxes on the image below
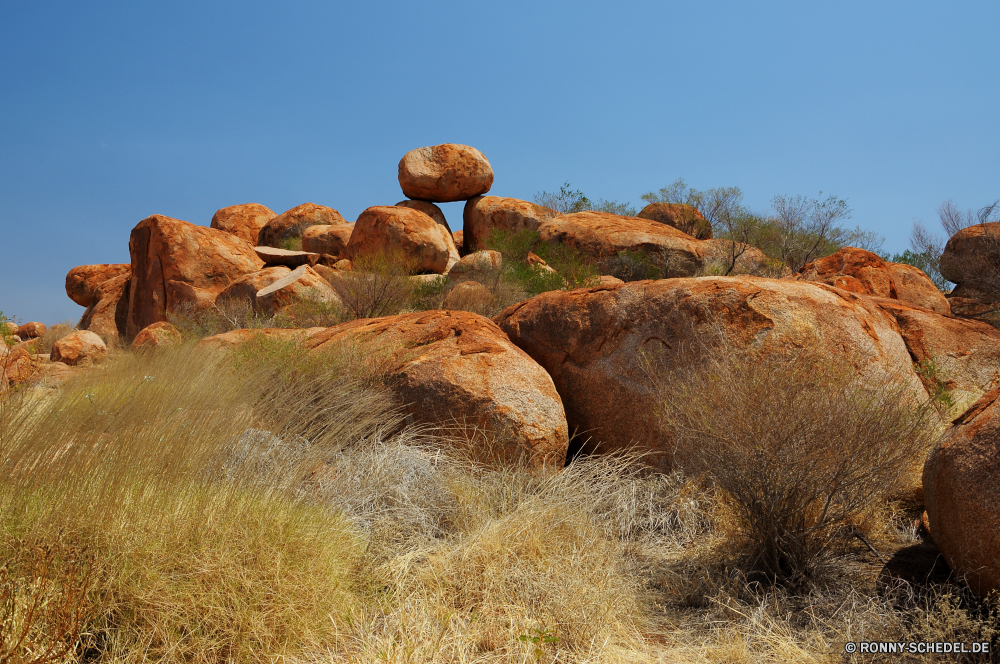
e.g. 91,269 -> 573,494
398,144 -> 493,203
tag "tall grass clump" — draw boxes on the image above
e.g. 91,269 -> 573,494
649,346 -> 939,586
0,343 -> 398,662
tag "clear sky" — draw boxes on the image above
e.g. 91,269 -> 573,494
2,0 -> 998,324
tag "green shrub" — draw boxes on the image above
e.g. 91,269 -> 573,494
485,228 -> 598,295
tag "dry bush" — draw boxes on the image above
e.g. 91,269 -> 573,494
331,249 -> 422,319
167,298 -> 276,339
648,345 -> 939,585
273,290 -> 348,328
33,322 -> 75,355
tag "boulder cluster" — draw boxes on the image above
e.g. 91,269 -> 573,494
26,143 -> 1000,600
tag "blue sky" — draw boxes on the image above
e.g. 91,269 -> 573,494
2,0 -> 998,324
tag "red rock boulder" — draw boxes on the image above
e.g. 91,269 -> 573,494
254,246 -> 320,268
496,277 -> 927,468
78,273 -> 131,339
395,200 -> 451,230
939,221 -> 1000,289
923,386 -> 1000,598
51,330 -> 107,366
127,214 -> 264,337
398,144 -> 494,203
217,267 -> 292,307
301,224 -> 354,257
306,310 -> 568,467
463,196 -> 560,253
132,321 -> 183,350
66,264 -> 131,307
15,322 -> 46,339
255,265 -> 341,316
637,203 -> 713,240
258,203 -> 348,248
346,206 -> 460,274
537,211 -> 705,278
210,203 -> 277,246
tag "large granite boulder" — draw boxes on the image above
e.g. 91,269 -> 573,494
51,330 -> 107,366
210,203 -> 277,246
398,144 -> 493,203
346,206 -> 459,274
301,224 -> 354,257
463,196 -> 560,253
637,203 -> 713,240
66,264 -> 131,307
258,203 -> 348,248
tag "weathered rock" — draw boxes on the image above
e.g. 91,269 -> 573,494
398,144 -> 493,203
453,230 -> 465,256
127,214 -> 264,337
66,264 -> 131,307
132,321 -> 183,350
301,224 -> 354,257
868,297 -> 1000,408
346,206 -> 459,274
443,280 -> 493,311
196,327 -> 327,351
78,273 -> 131,339
700,239 -> 771,275
210,203 -> 277,246
255,265 -> 341,316
923,386 -> 1000,597
794,248 -> 949,314
496,277 -> 927,468
939,222 -> 1000,288
598,275 -> 625,286
1,347 -> 37,386
463,196 -> 560,253
637,203 -> 713,240
217,267 -> 292,307
447,250 -> 502,283
51,330 -> 107,366
537,211 -> 704,278
395,200 -> 450,230
15,322 -> 46,339
307,310 -> 568,466
258,203 -> 348,248
254,246 -> 320,268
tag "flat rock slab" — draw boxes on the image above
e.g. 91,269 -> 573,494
255,246 -> 320,268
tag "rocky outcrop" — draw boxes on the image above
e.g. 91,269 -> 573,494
126,215 -> 264,337
258,203 -> 348,248
395,200 -> 450,230
637,203 -> 713,240
463,196 -> 560,253
217,267 -> 292,307
210,203 -> 277,246
447,250 -> 502,283
346,206 -> 460,274
398,144 -> 493,203
254,246 -> 320,268
793,248 -> 949,314
496,277 -> 927,468
66,264 -> 131,307
301,224 -> 354,257
537,211 -> 705,278
51,330 -> 107,366
132,321 -> 182,350
15,322 -> 46,339
923,386 -> 1000,598
78,273 -> 131,339
868,297 -> 1000,408
255,265 -> 341,316
306,310 -> 568,467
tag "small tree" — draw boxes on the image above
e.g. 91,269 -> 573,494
534,182 -> 636,216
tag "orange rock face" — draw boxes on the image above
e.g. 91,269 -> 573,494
210,203 -> 277,246
78,273 -> 131,339
463,196 -> 560,253
496,277 -> 927,468
255,265 -> 341,316
306,310 -> 568,467
51,330 -> 107,366
66,264 -> 131,307
538,211 -> 704,278
395,200 -> 450,230
346,206 -> 459,274
127,214 -> 264,337
258,203 -> 347,248
398,144 -> 494,203
1,347 -> 39,387
923,386 -> 1000,598
15,322 -> 46,339
868,297 -> 1000,406
939,221 -> 1000,288
793,247 -> 949,314
132,321 -> 183,350
637,203 -> 713,240
301,224 -> 354,257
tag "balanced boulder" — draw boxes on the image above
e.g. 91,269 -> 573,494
127,215 -> 264,337
258,203 -> 347,248
398,144 -> 493,203
51,330 -> 107,366
66,264 -> 131,307
346,206 -> 459,274
463,196 -> 559,253
537,211 -> 704,278
210,203 -> 277,246
637,203 -> 713,240
923,386 -> 1000,597
301,224 -> 354,257
132,321 -> 182,350
255,265 -> 341,316
496,277 -> 927,468
306,310 -> 569,467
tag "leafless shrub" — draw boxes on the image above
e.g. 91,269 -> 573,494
330,249 -> 420,319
